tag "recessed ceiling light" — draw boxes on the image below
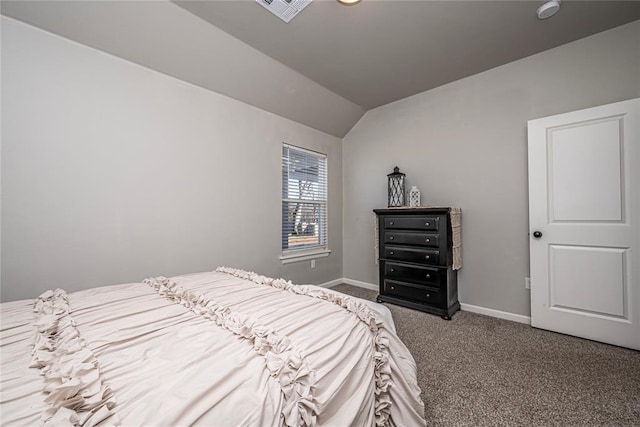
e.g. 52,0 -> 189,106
337,0 -> 362,5
537,0 -> 561,19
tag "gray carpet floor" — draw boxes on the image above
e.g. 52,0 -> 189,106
331,283 -> 640,426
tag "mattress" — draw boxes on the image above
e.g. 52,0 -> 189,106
0,267 -> 424,426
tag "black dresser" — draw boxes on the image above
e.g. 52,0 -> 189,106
373,207 -> 461,319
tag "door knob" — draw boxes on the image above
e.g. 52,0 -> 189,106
533,231 -> 543,238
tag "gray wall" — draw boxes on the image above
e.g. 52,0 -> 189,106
343,21 -> 640,317
1,17 -> 343,302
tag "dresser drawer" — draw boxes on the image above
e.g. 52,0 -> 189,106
384,216 -> 440,231
384,262 -> 440,286
383,280 -> 443,305
384,231 -> 439,247
384,246 -> 440,265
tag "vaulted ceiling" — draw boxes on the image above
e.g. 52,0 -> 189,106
3,1 -> 639,137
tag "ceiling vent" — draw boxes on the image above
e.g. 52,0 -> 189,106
256,0 -> 312,23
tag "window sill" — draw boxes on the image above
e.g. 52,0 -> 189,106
280,249 -> 331,264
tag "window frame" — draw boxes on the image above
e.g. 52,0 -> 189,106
280,143 -> 331,264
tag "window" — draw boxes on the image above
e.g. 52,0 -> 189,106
281,144 -> 329,263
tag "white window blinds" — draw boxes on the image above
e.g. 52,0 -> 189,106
282,144 -> 328,254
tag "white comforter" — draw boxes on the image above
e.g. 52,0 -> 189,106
0,268 -> 425,426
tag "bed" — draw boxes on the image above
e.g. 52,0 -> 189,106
0,267 -> 426,426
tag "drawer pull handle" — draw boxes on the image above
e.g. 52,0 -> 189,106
390,268 -> 395,272
391,286 -> 395,290
425,222 -> 430,226
426,238 -> 430,242
425,255 -> 430,259
390,221 -> 394,225
390,236 -> 394,240
426,274 -> 431,279
425,293 -> 431,298
390,251 -> 394,255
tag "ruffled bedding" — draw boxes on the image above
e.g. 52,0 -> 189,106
0,268 -> 425,426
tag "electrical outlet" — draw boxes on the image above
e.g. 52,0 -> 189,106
311,260 -> 316,269
525,277 -> 531,289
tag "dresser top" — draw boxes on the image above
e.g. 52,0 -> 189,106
373,207 -> 459,215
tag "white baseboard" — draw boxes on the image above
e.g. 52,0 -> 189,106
317,277 -> 378,291
342,278 -> 378,291
315,278 -> 343,288
460,303 -> 531,325
322,277 -> 531,325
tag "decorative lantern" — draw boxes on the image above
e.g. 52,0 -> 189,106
387,166 -> 406,207
409,186 -> 421,207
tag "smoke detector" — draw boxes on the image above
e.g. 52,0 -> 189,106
537,0 -> 561,19
256,0 -> 312,23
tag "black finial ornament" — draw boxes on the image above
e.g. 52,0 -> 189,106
387,166 -> 406,207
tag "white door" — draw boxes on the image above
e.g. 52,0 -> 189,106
528,98 -> 639,350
